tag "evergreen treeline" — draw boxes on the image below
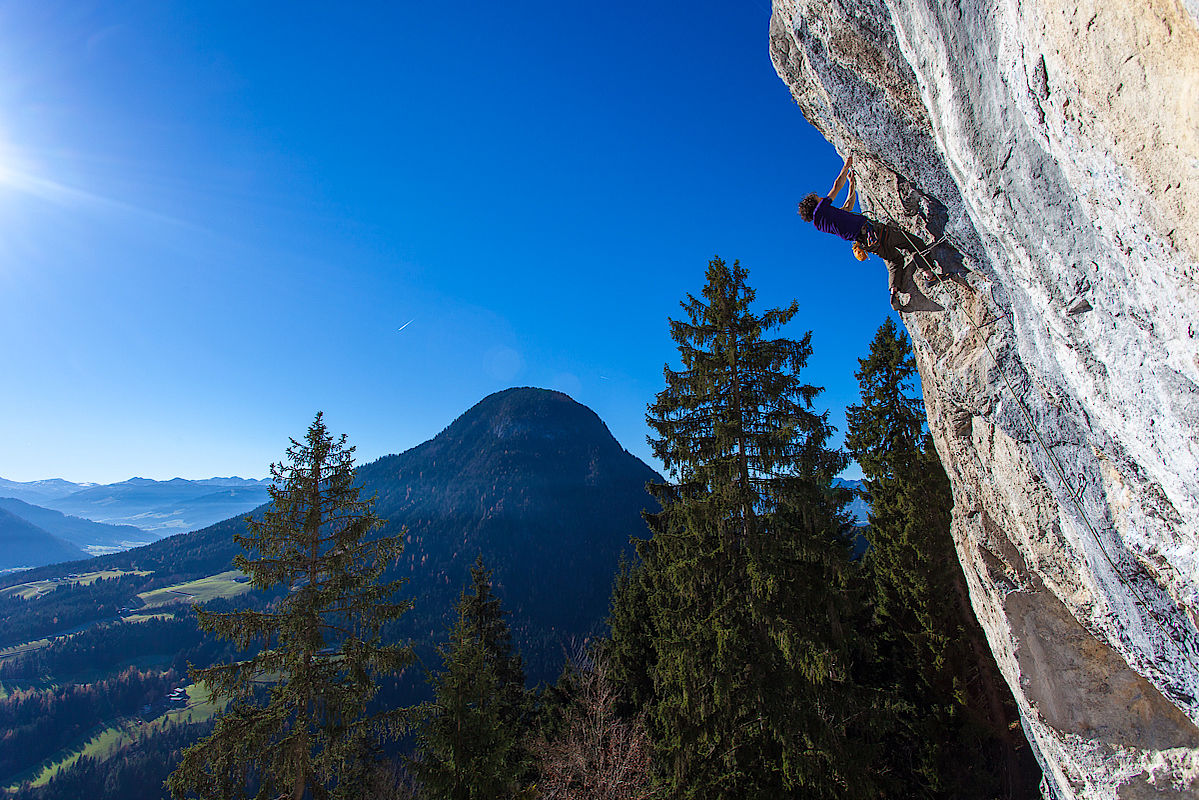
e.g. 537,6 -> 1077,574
9,259 -> 1040,798
0,575 -> 155,648
844,318 -> 1040,797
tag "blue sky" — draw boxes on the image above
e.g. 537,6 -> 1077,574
0,0 -> 903,484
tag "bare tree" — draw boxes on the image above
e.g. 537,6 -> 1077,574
362,758 -> 418,800
532,656 -> 659,800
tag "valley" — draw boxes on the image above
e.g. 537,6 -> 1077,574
0,478 -> 272,571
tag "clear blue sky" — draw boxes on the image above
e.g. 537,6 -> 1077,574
0,0 -> 903,484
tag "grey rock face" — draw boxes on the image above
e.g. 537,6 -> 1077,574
770,0 -> 1199,796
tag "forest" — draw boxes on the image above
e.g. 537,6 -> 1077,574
2,258 -> 1042,799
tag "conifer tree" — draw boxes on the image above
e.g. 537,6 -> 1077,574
457,556 -> 525,720
845,319 -> 1039,798
634,256 -> 868,799
167,413 -> 413,800
411,557 -> 528,800
602,555 -> 656,719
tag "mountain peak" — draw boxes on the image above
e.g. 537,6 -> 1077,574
438,387 -> 619,450
349,387 -> 660,679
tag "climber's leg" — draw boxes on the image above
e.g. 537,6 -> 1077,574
892,227 -> 930,255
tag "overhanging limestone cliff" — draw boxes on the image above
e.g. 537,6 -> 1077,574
769,0 -> 1199,796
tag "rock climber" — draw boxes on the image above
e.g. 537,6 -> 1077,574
797,153 -> 942,312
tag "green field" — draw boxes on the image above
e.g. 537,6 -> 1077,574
164,682 -> 225,725
4,570 -> 152,601
21,724 -> 128,789
136,570 -> 251,609
119,612 -> 176,624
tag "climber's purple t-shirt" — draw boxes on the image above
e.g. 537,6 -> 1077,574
813,197 -> 868,241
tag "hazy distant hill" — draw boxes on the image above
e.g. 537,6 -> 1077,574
834,478 -> 869,525
38,477 -> 271,535
0,498 -> 153,556
0,508 -> 87,571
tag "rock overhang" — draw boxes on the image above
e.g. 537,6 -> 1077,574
769,0 -> 1199,796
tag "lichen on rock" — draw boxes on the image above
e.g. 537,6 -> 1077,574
769,0 -> 1199,796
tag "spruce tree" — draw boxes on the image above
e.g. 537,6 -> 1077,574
167,413 -> 413,800
602,554 -> 656,719
845,319 -> 1038,798
457,556 -> 525,719
411,556 -> 528,800
635,256 -> 867,799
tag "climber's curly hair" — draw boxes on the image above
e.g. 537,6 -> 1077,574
797,193 -> 821,222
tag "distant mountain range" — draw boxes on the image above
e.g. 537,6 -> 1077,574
0,476 -> 270,536
0,476 -> 272,571
0,478 -> 97,504
39,477 -> 271,535
0,498 -> 153,559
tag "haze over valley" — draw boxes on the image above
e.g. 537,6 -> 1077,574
0,477 -> 272,569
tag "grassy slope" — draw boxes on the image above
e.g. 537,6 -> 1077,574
4,570 -> 152,601
135,570 -> 250,609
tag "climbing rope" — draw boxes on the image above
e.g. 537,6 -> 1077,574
895,227 -> 1199,679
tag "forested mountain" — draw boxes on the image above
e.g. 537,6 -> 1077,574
0,499 -> 151,556
359,387 -> 661,664
0,509 -> 87,572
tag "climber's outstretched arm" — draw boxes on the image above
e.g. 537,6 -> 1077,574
827,153 -> 854,203
841,171 -> 857,210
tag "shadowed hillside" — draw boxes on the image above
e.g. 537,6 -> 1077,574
0,509 -> 87,572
